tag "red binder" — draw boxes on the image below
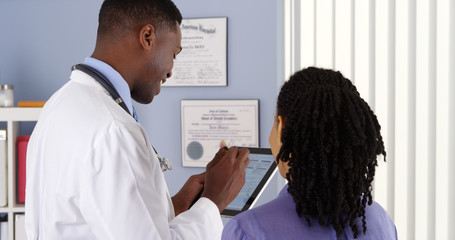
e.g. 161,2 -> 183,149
17,136 -> 30,204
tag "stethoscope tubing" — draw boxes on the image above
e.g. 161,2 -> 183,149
71,64 -> 172,171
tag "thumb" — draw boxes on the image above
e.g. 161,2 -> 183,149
219,140 -> 227,148
195,172 -> 206,183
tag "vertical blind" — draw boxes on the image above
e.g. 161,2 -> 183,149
283,0 -> 454,239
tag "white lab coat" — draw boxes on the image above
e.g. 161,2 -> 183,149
25,70 -> 223,239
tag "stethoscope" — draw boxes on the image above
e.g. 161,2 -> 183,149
72,64 -> 172,172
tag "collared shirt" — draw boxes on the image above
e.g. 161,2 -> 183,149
222,184 -> 397,240
83,57 -> 134,116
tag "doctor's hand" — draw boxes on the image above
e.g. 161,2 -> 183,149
172,172 -> 205,216
201,146 -> 250,213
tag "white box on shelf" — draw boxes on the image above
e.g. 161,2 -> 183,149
14,214 -> 25,240
0,130 -> 6,207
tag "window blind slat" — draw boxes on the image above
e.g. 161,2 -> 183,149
334,0 -> 353,79
284,0 -> 291,79
299,0 -> 315,69
354,0 -> 370,102
395,0 -> 411,238
387,0 -> 396,220
408,0 -> 417,239
435,0 -> 450,239
415,0 -> 430,239
373,0 -> 390,212
448,1 -> 455,238
292,0 -> 301,73
427,0 -> 437,238
315,0 -> 333,68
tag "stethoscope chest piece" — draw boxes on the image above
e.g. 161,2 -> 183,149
154,147 -> 172,172
160,157 -> 172,172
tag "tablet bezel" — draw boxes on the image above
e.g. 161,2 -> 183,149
221,147 -> 277,217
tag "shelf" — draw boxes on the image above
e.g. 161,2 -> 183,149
0,107 -> 42,240
10,207 -> 24,213
0,107 -> 42,121
0,207 -> 24,213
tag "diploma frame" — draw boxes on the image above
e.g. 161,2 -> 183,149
164,17 -> 228,87
180,99 -> 259,167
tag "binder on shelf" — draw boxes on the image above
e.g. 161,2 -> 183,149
15,214 -> 25,240
0,130 -> 6,207
17,136 -> 30,204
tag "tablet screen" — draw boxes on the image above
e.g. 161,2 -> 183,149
221,148 -> 277,217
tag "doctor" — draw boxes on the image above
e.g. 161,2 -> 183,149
25,0 -> 250,239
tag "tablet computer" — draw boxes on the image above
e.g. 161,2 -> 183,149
221,147 -> 277,217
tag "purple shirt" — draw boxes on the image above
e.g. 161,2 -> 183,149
222,184 -> 397,240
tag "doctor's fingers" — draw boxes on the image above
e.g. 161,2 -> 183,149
207,147 -> 228,169
188,172 -> 205,184
220,147 -> 249,170
234,148 -> 250,169
212,146 -> 240,166
224,146 -> 242,159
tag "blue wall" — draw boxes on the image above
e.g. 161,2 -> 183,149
0,0 -> 285,205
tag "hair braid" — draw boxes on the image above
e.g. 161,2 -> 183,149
276,67 -> 386,238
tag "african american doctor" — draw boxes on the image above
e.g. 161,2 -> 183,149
25,0 -> 250,239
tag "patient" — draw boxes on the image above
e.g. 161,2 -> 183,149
222,67 -> 397,239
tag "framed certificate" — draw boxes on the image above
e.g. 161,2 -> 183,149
164,17 -> 228,87
181,100 -> 259,167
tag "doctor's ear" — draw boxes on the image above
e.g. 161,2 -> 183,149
140,24 -> 156,50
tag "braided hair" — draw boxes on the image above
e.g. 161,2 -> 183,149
276,67 -> 386,238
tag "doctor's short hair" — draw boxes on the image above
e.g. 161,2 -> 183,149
98,0 -> 182,38
275,67 -> 386,238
